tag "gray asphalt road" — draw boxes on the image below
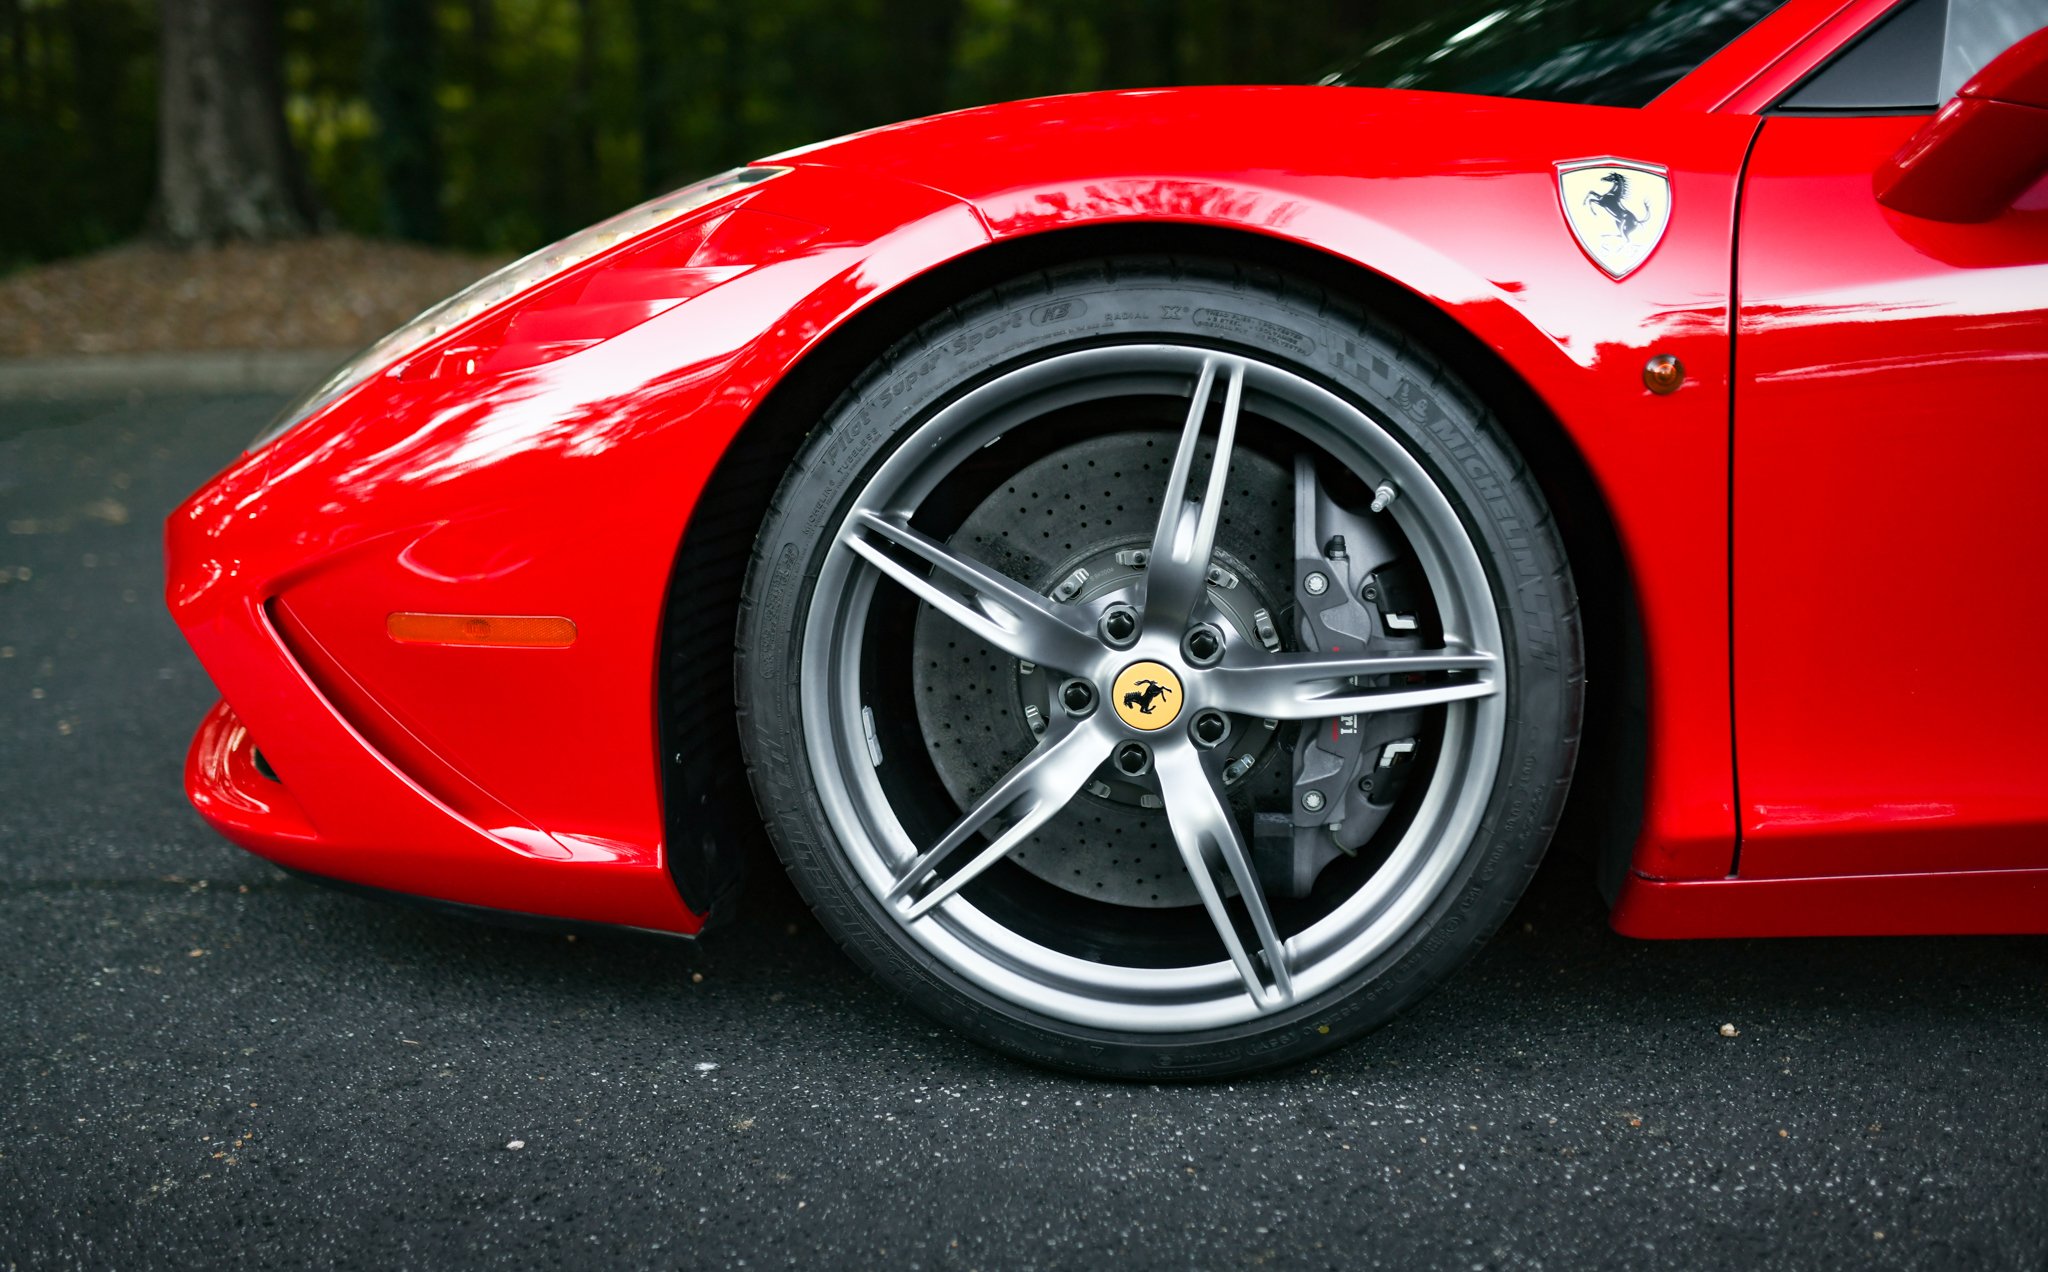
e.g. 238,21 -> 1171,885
2,390 -> 2044,1270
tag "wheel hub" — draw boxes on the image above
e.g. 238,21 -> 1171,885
910,430 -> 1293,907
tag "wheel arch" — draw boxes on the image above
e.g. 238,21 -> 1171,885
658,222 -> 1646,923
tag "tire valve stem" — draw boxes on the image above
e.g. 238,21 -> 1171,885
1371,482 -> 1397,514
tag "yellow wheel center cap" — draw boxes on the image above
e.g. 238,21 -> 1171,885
1111,661 -> 1183,731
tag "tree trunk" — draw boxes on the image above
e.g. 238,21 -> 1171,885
152,0 -> 316,244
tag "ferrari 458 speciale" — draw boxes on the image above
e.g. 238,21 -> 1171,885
169,0 -> 2048,1076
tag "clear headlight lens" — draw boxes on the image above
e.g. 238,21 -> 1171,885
252,165 -> 788,451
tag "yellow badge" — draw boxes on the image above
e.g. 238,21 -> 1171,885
1112,661 -> 1182,731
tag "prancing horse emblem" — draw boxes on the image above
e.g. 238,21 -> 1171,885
1122,678 -> 1175,715
1584,172 -> 1645,240
1556,158 -> 1671,280
1110,660 -> 1183,731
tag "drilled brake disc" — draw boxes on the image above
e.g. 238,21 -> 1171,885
911,430 -> 1294,907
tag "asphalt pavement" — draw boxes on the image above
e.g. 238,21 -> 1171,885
2,389 -> 2045,1270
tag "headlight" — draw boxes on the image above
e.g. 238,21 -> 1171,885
252,165 -> 788,451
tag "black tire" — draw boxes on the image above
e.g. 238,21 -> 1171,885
736,257 -> 1582,1078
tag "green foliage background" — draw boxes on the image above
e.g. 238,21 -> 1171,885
2,0 -> 1406,271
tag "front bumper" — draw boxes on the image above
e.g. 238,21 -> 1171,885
185,698 -> 318,849
164,164 -> 989,937
164,420 -> 706,932
171,582 -> 703,934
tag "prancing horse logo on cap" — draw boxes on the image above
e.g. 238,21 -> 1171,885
1556,158 -> 1671,280
1112,661 -> 1182,730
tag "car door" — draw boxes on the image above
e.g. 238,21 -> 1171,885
1733,0 -> 2048,879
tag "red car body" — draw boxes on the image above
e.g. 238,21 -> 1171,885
167,0 -> 2048,941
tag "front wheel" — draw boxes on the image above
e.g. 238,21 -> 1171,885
737,260 -> 1582,1077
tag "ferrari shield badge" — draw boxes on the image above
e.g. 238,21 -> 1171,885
1556,158 -> 1671,280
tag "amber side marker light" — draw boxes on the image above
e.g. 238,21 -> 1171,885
1643,353 -> 1685,395
386,613 -> 577,648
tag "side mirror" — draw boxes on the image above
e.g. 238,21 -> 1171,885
1874,24 -> 2048,223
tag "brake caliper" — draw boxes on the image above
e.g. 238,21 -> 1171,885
1253,456 -> 1427,898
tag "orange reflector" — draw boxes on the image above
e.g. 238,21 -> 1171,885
386,613 -> 577,648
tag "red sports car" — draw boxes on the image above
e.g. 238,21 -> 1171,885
167,0 -> 2048,1076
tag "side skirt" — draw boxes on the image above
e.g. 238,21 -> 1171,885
1611,867 -> 2048,938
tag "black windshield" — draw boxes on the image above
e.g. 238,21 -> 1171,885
1320,0 -> 1785,107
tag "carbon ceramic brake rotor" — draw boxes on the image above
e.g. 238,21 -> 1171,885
911,430 -> 1294,908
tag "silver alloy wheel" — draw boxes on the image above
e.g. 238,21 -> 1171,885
800,343 -> 1506,1032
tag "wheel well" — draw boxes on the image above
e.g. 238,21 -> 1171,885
657,223 -> 1647,923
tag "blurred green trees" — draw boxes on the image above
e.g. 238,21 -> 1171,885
3,0 -> 160,268
3,0 -> 1403,271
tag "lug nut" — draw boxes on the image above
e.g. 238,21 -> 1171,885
1099,603 -> 1138,647
1190,709 -> 1230,748
1301,788 -> 1327,812
1060,679 -> 1096,715
1182,622 -> 1224,667
1114,742 -> 1152,778
1304,572 -> 1329,596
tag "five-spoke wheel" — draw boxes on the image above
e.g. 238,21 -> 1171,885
740,262 -> 1579,1075
833,350 -> 1502,1013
